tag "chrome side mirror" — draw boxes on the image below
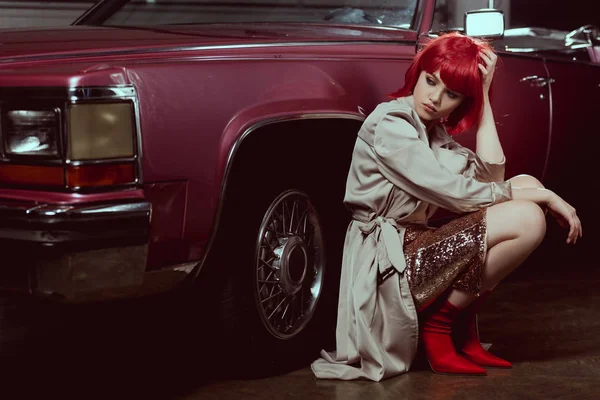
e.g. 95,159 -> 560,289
465,9 -> 505,38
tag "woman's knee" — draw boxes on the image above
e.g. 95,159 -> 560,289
486,200 -> 546,247
509,174 -> 544,189
513,200 -> 547,242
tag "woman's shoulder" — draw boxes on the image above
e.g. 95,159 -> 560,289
358,97 -> 426,146
367,96 -> 422,128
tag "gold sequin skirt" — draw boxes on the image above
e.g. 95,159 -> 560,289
403,209 -> 487,311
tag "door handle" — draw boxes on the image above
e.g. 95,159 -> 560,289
519,75 -> 556,87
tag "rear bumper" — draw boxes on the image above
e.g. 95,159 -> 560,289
0,200 -> 151,303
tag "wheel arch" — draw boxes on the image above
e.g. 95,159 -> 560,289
192,112 -> 364,281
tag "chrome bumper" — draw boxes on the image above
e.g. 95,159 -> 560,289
0,200 -> 151,303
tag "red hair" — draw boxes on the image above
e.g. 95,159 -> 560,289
390,32 -> 495,135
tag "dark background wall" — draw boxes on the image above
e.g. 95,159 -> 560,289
510,0 -> 599,31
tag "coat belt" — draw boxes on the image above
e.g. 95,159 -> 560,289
352,213 -> 407,282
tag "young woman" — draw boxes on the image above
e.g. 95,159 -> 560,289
311,32 -> 582,381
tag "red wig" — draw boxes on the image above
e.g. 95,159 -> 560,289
390,32 -> 495,135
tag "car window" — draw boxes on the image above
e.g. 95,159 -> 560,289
103,0 -> 417,29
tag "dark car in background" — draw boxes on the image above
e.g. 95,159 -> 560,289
0,0 -> 598,365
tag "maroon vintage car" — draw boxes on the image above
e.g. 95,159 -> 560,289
0,0 -> 598,361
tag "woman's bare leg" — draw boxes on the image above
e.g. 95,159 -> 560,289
448,174 -> 547,307
481,199 -> 546,290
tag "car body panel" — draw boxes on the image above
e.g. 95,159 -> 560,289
0,0 -> 597,302
455,53 -> 551,180
542,58 -> 600,226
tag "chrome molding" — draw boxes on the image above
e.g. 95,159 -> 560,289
28,201 -> 151,218
540,61 -> 554,183
66,156 -> 137,166
0,199 -> 151,219
0,199 -> 151,245
0,40 -> 415,65
0,85 -> 135,99
0,84 -> 143,192
413,0 -> 428,34
192,112 -> 364,280
68,86 -> 137,100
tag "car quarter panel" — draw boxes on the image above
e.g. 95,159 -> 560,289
0,40 -> 417,273
121,43 -> 417,263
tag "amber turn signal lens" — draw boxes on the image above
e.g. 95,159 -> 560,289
0,164 -> 64,186
66,163 -> 135,188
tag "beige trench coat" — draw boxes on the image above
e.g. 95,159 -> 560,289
311,96 -> 512,381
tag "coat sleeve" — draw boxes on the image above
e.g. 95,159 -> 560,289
445,141 -> 506,183
372,111 -> 512,213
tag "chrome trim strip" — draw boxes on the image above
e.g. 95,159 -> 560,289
192,112 -> 364,280
413,0 -> 427,35
67,181 -> 141,192
66,156 -> 137,166
0,40 -> 415,65
0,158 -> 65,166
0,199 -> 151,245
540,60 -> 554,183
30,201 -> 151,218
0,85 -> 136,100
68,86 -> 137,99
131,92 -> 145,186
0,200 -> 151,219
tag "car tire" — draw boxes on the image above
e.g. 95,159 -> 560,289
210,182 -> 336,375
195,121 -> 356,376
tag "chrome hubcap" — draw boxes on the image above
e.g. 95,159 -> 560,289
272,236 -> 308,296
254,190 -> 325,340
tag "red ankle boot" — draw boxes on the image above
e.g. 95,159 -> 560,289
455,291 -> 512,368
422,300 -> 487,375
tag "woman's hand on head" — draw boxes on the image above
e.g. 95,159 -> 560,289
546,192 -> 583,244
478,49 -> 497,95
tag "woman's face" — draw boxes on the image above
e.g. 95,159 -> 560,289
412,69 -> 464,125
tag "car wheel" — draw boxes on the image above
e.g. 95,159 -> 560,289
204,183 -> 336,375
252,189 -> 325,341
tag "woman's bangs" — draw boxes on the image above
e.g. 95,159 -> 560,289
437,58 -> 479,98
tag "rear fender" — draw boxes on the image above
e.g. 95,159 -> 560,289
193,106 -> 364,279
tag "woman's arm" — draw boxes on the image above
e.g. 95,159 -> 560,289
475,50 -> 505,164
372,111 -> 511,214
510,186 -> 551,205
508,176 -> 582,244
509,174 -> 544,189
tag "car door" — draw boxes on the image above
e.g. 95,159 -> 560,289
542,58 -> 600,224
454,53 -> 551,182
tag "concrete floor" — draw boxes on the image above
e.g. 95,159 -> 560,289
0,234 -> 598,399
180,267 -> 600,400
